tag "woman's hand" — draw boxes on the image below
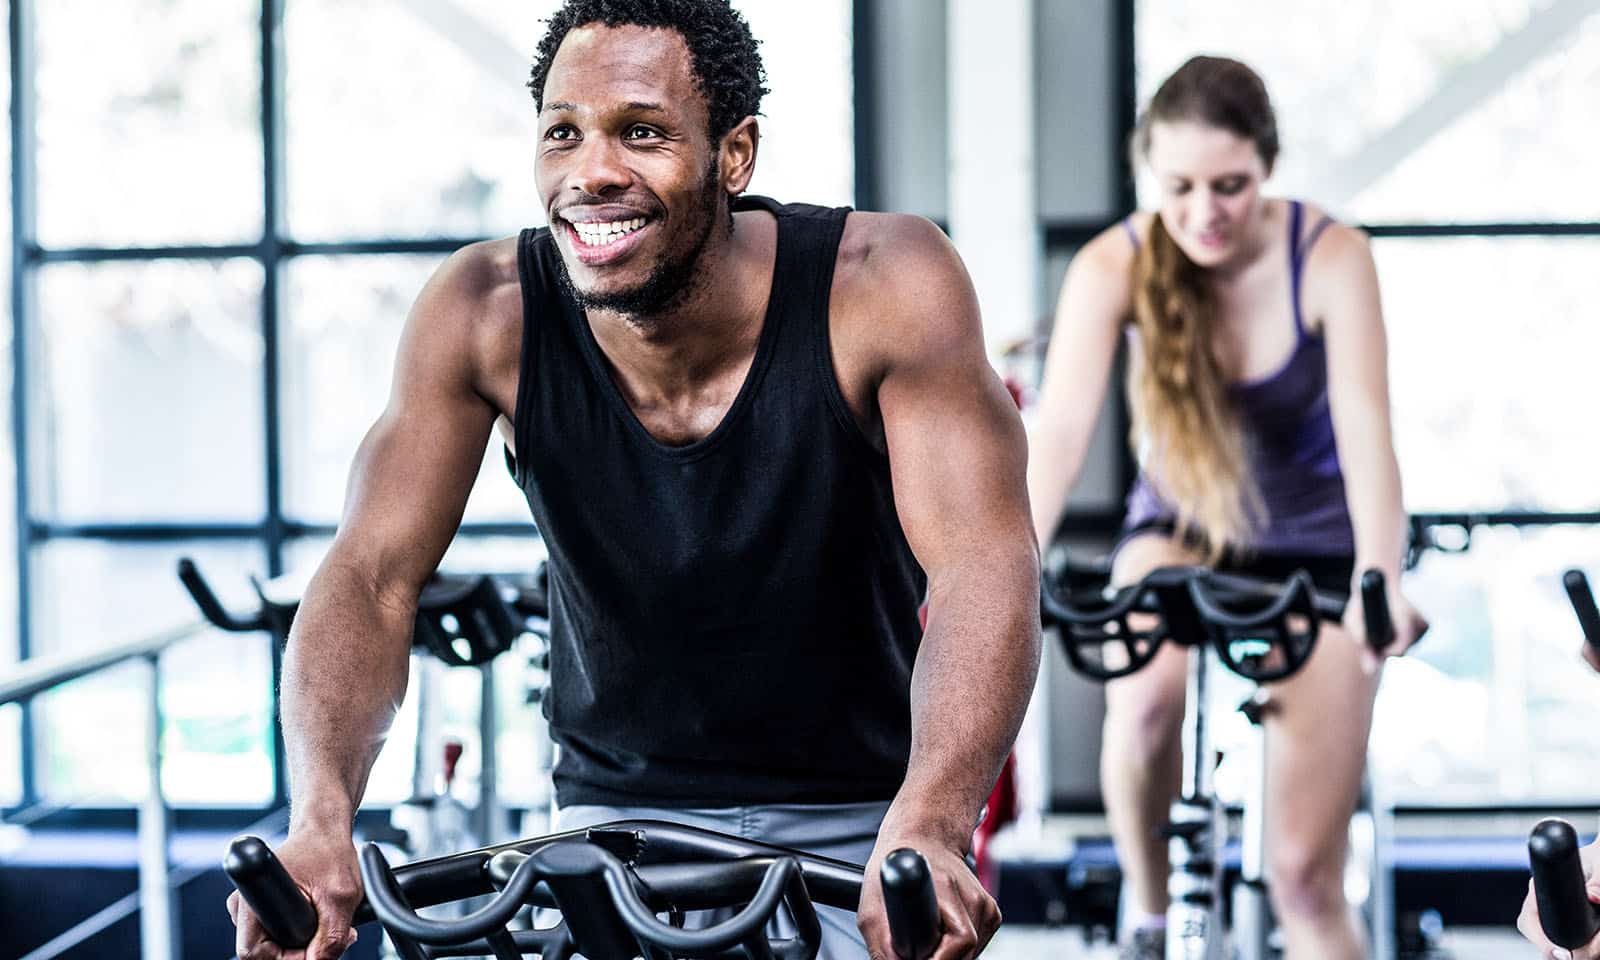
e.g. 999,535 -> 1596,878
1342,576 -> 1428,673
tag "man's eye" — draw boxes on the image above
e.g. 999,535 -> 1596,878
1216,177 -> 1248,195
625,125 -> 660,140
546,125 -> 578,141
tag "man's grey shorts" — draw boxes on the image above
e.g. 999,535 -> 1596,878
552,800 -> 892,959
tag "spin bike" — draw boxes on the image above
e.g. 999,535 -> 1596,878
1527,568 -> 1600,954
1040,562 -> 1393,960
224,820 -> 942,960
178,557 -> 552,849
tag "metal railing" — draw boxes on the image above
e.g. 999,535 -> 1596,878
1,619 -> 212,960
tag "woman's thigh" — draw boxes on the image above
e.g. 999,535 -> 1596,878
1262,622 -> 1381,876
1102,532 -> 1204,716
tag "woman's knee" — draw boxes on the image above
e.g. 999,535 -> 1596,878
1268,840 -> 1349,923
1103,676 -> 1185,763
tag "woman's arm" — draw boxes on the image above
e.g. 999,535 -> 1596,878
1312,223 -> 1428,664
1027,227 -> 1138,544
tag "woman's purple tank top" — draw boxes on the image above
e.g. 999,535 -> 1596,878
1121,201 -> 1355,555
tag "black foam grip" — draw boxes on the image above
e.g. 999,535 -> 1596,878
881,848 -> 940,959
1529,819 -> 1600,949
223,836 -> 318,949
1360,569 -> 1392,654
1565,569 -> 1600,649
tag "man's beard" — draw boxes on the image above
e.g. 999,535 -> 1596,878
557,163 -> 725,325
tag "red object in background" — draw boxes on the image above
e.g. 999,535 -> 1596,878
441,738 -> 464,789
1002,376 -> 1026,411
974,752 -> 1018,892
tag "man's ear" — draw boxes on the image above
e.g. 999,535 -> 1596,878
720,116 -> 760,195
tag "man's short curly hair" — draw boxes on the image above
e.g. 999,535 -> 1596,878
528,0 -> 769,142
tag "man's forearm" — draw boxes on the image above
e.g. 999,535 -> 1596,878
280,563 -> 416,833
887,546 -> 1041,848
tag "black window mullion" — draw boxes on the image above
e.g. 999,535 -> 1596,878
849,0 -> 876,211
263,0 -> 286,579
261,0 -> 290,808
9,0 -> 38,808
1361,221 -> 1600,238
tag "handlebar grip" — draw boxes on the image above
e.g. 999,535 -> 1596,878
881,848 -> 941,960
178,557 -> 263,632
1529,819 -> 1600,950
1523,816 -> 1600,953
1565,569 -> 1600,649
1360,569 -> 1392,654
223,836 -> 318,950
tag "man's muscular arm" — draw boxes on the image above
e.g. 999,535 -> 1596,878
845,215 -> 1041,960
229,243 -> 510,960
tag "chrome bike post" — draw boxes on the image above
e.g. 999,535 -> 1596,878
139,653 -> 176,960
411,654 -> 442,802
1365,771 -> 1396,960
1167,645 -> 1225,960
1233,691 -> 1272,960
475,660 -> 501,844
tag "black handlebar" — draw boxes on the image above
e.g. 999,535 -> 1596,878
177,558 -> 270,633
222,836 -> 317,949
1361,568 -> 1393,654
180,557 -> 548,666
882,847 -> 942,959
226,826 -> 941,958
1566,569 -> 1600,651
1042,563 -> 1396,684
1529,818 -> 1600,950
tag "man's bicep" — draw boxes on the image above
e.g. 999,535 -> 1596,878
878,338 -> 1035,576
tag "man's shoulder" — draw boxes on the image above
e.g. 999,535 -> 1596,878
412,235 -> 526,333
833,212 -> 972,318
435,235 -> 523,306
834,211 -> 950,277
829,212 -> 981,370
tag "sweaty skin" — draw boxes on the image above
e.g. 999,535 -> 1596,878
228,23 -> 1038,960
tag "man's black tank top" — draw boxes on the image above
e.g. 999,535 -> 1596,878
508,196 -> 927,807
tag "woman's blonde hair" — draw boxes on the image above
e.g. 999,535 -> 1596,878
1128,55 -> 1278,559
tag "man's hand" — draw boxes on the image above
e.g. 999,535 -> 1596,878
1582,641 -> 1600,675
1343,580 -> 1429,674
227,829 -> 363,960
1518,837 -> 1600,960
858,830 -> 1000,960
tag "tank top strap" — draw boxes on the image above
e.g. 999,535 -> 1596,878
1121,216 -> 1140,250
1288,200 -> 1337,338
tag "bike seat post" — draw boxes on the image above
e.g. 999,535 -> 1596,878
1234,688 -> 1273,960
1165,641 -> 1226,958
1180,644 -> 1212,805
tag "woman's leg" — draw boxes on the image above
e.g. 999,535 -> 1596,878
1263,622 -> 1381,959
1100,533 -> 1204,919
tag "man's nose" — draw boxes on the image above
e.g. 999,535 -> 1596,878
568,137 -> 631,197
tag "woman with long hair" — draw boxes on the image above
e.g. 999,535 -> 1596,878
1028,55 -> 1428,959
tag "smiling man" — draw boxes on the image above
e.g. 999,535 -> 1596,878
226,2 -> 1039,959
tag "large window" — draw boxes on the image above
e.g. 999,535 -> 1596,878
1136,0 -> 1600,805
6,0 -> 855,814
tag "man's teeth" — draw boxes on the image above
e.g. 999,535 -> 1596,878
570,217 -> 647,246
